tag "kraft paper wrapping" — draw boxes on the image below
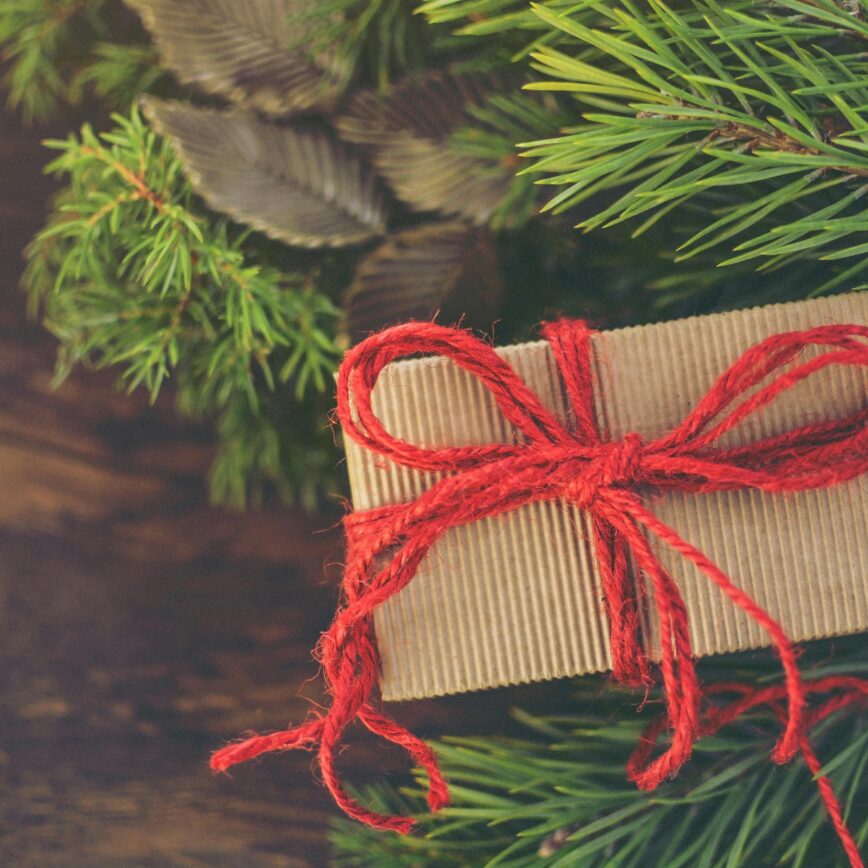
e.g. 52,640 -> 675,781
343,295 -> 868,702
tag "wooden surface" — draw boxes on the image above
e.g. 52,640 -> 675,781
0,106 -> 341,865
0,109 -> 569,866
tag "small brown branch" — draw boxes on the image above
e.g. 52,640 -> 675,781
86,190 -> 140,225
79,146 -> 167,210
635,112 -> 868,179
716,121 -> 868,178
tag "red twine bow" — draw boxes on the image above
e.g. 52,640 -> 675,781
212,319 -> 868,864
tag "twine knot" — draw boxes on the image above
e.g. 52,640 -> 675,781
564,432 -> 645,509
212,317 -> 868,866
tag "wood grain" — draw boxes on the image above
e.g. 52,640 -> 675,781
0,108 -> 343,866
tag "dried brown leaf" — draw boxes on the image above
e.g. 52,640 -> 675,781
143,97 -> 387,249
344,221 -> 502,342
126,0 -> 340,116
337,71 -> 515,225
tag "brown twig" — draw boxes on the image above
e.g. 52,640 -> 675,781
715,121 -> 868,178
79,146 -> 167,210
635,113 -> 868,179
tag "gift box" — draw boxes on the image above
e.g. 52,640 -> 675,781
214,292 -> 866,843
343,294 -> 867,702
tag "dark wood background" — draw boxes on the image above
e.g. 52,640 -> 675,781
0,107 -> 570,866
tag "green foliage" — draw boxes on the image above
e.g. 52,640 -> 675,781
416,0 -> 576,47
0,0 -> 105,121
332,640 -> 867,867
70,40 -> 165,107
417,0 -> 534,29
453,90 -> 572,225
25,108 -> 341,505
521,0 -> 868,279
193,375 -> 338,509
0,0 -> 163,121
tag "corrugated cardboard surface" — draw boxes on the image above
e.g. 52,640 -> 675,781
344,296 -> 868,702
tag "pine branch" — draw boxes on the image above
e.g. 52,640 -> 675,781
451,90 -> 572,226
332,639 -> 867,867
518,0 -> 868,278
69,41 -> 166,107
416,0 -> 562,37
24,107 -> 342,506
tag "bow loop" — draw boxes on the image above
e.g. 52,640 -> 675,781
337,321 -> 570,474
660,324 -> 868,453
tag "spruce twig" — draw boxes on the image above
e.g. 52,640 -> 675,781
24,108 -> 342,506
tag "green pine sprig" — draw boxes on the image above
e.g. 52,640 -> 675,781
332,639 -> 867,868
69,40 -> 165,108
519,0 -> 868,280
25,107 -> 342,505
450,90 -> 572,227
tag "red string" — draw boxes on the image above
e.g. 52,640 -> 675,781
212,319 -> 868,863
